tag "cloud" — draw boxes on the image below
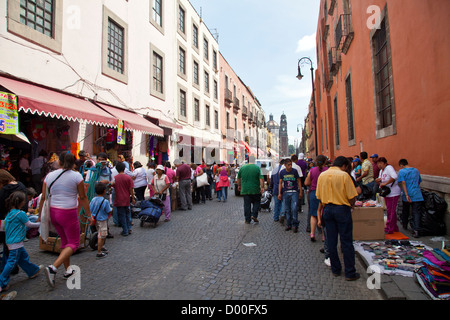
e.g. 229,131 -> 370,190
296,33 -> 316,53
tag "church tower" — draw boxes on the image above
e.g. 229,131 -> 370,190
280,112 -> 288,157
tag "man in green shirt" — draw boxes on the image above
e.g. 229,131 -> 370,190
237,156 -> 264,224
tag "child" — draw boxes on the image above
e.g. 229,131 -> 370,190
0,191 -> 42,292
112,162 -> 135,236
89,182 -> 113,258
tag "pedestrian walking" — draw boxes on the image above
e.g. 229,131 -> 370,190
316,156 -> 359,281
237,156 -> 264,224
132,161 -> 148,201
278,159 -> 303,233
0,191 -> 42,293
89,182 -> 113,258
112,162 -> 135,236
398,158 -> 424,238
38,152 -> 92,288
269,159 -> 285,222
151,165 -> 171,222
304,155 -> 328,240
376,157 -> 401,234
216,163 -> 230,202
174,159 -> 192,211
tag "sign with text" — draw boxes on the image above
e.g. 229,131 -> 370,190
0,92 -> 19,135
117,119 -> 126,145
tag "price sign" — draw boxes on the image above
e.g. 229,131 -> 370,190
0,92 -> 19,135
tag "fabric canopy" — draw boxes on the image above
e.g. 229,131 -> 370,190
0,75 -> 118,128
95,102 -> 164,137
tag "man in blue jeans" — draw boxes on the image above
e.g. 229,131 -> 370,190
398,158 -> 424,238
270,159 -> 285,222
278,159 -> 303,233
316,156 -> 359,281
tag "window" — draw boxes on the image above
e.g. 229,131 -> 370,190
7,0 -> 63,52
19,0 -> 54,37
205,105 -> 210,126
152,52 -> 163,94
193,61 -> 199,86
373,20 -> 392,129
204,71 -> 210,93
213,50 -> 218,70
333,96 -> 340,147
102,7 -> 128,83
194,98 -> 200,122
214,110 -> 219,129
107,19 -> 125,74
178,5 -> 185,34
152,0 -> 162,27
345,74 -> 355,143
150,44 -> 165,100
203,38 -> 209,61
179,89 -> 187,118
193,24 -> 198,48
213,80 -> 218,100
178,47 -> 186,75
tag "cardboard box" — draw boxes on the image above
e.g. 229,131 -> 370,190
352,207 -> 385,241
39,233 -> 86,253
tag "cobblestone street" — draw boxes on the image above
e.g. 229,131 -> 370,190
7,191 -> 383,301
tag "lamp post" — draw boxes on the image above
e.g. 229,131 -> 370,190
297,57 -> 318,158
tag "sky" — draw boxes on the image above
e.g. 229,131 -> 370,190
189,0 -> 320,147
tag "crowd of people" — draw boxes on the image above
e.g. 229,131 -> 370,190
0,146 -> 426,293
245,151 -> 424,281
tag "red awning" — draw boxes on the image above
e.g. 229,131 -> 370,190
146,115 -> 183,130
0,75 -> 118,128
95,102 -> 164,137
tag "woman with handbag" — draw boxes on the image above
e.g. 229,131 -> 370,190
216,163 -> 230,202
37,152 -> 92,288
194,164 -> 207,204
376,157 -> 401,234
151,165 -> 171,222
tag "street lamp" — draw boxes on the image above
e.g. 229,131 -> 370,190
297,57 -> 318,158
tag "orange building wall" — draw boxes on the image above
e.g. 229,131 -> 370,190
314,0 -> 450,177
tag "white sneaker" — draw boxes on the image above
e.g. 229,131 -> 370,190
324,258 -> 331,267
45,266 -> 56,288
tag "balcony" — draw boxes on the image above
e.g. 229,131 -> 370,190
336,14 -> 354,54
248,112 -> 253,124
328,47 -> 341,76
224,89 -> 232,108
242,106 -> 248,118
328,0 -> 336,15
233,97 -> 240,113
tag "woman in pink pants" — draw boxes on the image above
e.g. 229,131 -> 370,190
376,157 -> 402,234
38,152 -> 92,288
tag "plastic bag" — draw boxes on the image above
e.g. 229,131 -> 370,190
39,195 -> 56,242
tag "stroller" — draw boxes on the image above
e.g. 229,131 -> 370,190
260,190 -> 272,212
138,198 -> 164,227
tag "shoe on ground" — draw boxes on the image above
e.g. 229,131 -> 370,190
101,247 -> 109,253
29,265 -> 44,279
285,226 -> 292,231
324,258 -> 331,267
251,216 -> 259,223
63,269 -> 76,279
0,290 -> 17,300
45,266 -> 56,288
293,227 -> 298,233
96,252 -> 108,259
345,273 -> 360,281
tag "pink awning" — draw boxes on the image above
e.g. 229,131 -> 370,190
95,102 -> 164,137
0,75 -> 118,128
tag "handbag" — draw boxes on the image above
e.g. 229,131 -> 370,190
89,198 -> 106,226
40,169 -> 69,242
379,181 -> 395,197
196,172 -> 209,187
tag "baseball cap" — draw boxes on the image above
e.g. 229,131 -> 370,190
370,154 -> 378,158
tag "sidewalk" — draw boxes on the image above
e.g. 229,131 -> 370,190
355,228 -> 449,300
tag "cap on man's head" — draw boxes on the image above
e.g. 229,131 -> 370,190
173,159 -> 182,165
298,153 -> 305,160
370,154 -> 379,158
